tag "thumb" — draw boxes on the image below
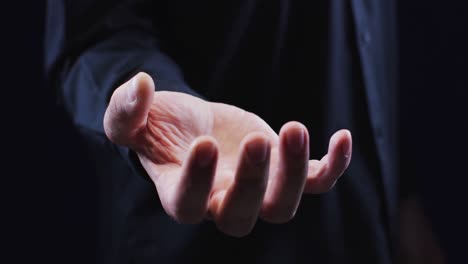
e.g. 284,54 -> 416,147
103,72 -> 154,147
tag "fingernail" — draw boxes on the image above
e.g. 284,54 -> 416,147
342,131 -> 352,159
342,144 -> 351,159
128,76 -> 139,103
246,140 -> 269,165
286,127 -> 305,155
197,144 -> 216,168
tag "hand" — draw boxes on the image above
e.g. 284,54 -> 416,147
104,72 -> 352,237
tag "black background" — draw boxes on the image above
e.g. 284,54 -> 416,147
3,1 -> 467,263
399,1 -> 468,263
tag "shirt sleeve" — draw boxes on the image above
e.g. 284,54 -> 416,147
45,0 -> 199,182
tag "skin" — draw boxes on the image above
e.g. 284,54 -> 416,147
102,73 -> 446,261
104,72 -> 352,237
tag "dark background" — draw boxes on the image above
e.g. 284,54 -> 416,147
3,1 -> 467,263
399,1 -> 468,263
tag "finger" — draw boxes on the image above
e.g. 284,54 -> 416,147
157,136 -> 218,224
261,121 -> 309,223
211,132 -> 270,237
103,72 -> 154,147
304,129 -> 352,193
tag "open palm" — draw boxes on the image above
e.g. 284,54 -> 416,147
104,73 -> 352,237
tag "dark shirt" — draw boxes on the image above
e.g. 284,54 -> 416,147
46,0 -> 399,263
